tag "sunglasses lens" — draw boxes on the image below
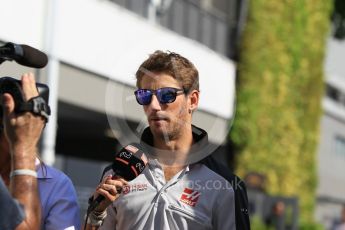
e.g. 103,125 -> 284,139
135,89 -> 152,105
158,88 -> 177,104
135,88 -> 182,105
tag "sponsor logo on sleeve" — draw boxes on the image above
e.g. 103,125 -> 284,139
122,183 -> 148,195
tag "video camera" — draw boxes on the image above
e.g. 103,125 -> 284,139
0,42 -> 51,121
0,77 -> 51,120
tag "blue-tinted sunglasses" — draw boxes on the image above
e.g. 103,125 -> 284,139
134,87 -> 185,105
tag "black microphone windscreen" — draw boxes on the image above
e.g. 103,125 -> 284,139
112,144 -> 148,181
87,143 -> 148,213
16,45 -> 48,68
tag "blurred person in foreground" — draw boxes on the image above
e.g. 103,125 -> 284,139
85,51 -> 250,230
0,73 -> 81,230
334,205 -> 345,230
0,74 -> 44,230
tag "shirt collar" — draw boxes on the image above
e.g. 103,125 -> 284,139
35,158 -> 53,179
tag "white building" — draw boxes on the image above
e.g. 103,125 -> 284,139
0,0 -> 241,216
316,37 -> 345,228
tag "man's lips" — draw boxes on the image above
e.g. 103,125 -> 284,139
149,115 -> 169,121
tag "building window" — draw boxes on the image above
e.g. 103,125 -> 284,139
334,136 -> 345,158
326,84 -> 341,102
109,0 -> 240,57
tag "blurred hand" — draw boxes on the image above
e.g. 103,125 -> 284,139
1,73 -> 45,154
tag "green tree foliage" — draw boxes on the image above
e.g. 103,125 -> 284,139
231,0 -> 332,224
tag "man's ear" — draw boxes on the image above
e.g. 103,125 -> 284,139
188,90 -> 199,112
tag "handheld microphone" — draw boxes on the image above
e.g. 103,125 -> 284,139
0,42 -> 48,68
87,143 -> 148,213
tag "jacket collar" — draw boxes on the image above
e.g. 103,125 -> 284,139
140,125 -> 209,163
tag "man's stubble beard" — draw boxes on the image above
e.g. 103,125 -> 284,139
156,106 -> 190,143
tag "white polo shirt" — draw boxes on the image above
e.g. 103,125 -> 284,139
99,158 -> 236,230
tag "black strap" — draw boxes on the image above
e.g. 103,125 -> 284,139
16,96 -> 51,122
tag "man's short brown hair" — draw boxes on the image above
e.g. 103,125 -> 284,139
135,51 -> 199,93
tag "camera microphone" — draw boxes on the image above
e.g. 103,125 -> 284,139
0,42 -> 48,68
87,143 -> 148,213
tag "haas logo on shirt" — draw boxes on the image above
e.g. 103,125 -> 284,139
180,188 -> 201,207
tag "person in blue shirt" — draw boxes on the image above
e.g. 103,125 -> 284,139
1,73 -> 43,230
0,178 -> 27,230
0,73 -> 81,230
36,161 -> 81,229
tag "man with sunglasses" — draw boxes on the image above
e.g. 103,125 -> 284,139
86,51 -> 250,230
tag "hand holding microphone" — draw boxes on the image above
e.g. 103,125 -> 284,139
93,175 -> 128,212
87,143 -> 148,214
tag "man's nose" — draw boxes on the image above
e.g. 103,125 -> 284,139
148,95 -> 162,110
